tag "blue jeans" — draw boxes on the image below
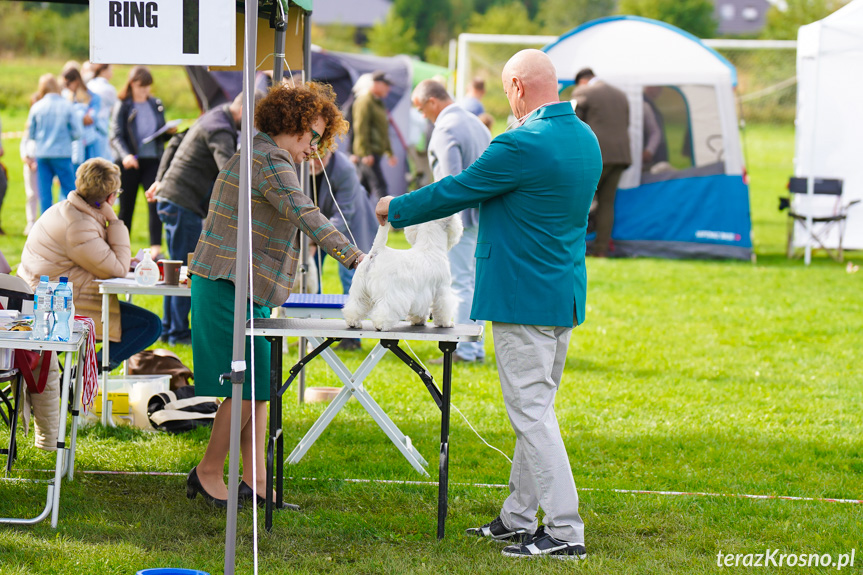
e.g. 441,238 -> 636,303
450,225 -> 485,361
158,200 -> 203,342
96,301 -> 163,371
36,158 -> 76,213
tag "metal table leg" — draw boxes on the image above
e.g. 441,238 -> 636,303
265,335 -> 282,532
437,341 -> 456,540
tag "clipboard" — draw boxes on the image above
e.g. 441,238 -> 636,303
141,119 -> 182,145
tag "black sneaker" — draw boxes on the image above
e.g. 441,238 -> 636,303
501,526 -> 586,560
465,516 -> 529,543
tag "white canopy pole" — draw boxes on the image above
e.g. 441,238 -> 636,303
804,31 -> 822,266
224,1 -> 258,573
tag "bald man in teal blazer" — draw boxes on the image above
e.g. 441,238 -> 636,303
376,50 -> 601,561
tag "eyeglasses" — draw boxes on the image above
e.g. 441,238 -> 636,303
310,129 -> 322,148
114,188 -> 124,197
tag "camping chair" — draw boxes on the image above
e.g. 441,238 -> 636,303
780,177 -> 860,262
0,273 -> 35,472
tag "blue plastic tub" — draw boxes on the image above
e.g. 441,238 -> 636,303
136,570 -> 210,575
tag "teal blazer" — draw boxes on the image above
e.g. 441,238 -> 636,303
389,102 -> 601,327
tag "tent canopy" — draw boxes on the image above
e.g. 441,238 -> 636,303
794,0 -> 863,251
546,16 -> 737,88
544,16 -> 752,260
186,51 -> 424,196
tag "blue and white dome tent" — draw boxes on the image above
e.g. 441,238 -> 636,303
544,16 -> 753,260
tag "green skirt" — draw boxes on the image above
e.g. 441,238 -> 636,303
190,275 -> 272,401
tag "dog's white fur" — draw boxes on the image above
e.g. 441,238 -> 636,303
343,215 -> 463,331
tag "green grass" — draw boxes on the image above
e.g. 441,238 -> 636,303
2,60 -> 863,573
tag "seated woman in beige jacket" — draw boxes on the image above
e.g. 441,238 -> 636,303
17,158 -> 162,447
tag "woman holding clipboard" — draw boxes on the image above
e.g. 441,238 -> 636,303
110,65 -> 176,258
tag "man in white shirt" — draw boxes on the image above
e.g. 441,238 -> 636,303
412,79 -> 491,363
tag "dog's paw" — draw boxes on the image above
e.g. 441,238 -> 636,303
344,319 -> 363,329
406,314 -> 427,326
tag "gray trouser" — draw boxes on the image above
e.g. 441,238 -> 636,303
494,322 -> 584,544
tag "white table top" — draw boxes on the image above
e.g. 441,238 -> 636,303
247,318 -> 483,343
97,277 -> 191,297
0,331 -> 86,353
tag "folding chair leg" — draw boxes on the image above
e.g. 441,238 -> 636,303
787,216 -> 804,260
838,219 -> 845,262
0,385 -> 13,427
5,374 -> 24,473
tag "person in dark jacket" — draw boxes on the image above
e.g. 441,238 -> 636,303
144,93 -> 255,344
351,71 -> 398,199
110,65 -> 175,257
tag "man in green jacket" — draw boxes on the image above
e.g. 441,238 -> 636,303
375,49 -> 601,561
351,71 -> 398,199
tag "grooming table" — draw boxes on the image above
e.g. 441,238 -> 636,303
280,294 -> 349,403
246,317 -> 483,538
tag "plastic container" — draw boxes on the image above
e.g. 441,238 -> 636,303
51,277 -> 72,342
0,348 -> 14,371
128,375 -> 171,430
135,569 -> 211,575
134,251 -> 160,287
92,375 -> 169,428
305,386 -> 342,403
33,275 -> 53,341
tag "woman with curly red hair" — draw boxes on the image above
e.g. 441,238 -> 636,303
185,82 -> 364,509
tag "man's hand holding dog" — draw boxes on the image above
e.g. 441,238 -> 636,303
375,196 -> 393,225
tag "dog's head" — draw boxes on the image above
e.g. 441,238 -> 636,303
405,214 -> 464,251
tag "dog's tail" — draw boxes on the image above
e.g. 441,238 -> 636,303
369,222 -> 391,256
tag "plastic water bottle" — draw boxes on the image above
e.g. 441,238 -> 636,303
33,275 -> 53,341
51,277 -> 73,342
134,250 -> 160,287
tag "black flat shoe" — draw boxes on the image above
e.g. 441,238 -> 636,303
238,480 -> 300,511
186,467 -> 233,508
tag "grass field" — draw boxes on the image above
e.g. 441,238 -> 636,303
1,60 -> 862,574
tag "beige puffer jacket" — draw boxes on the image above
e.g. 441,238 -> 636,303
18,190 -> 131,342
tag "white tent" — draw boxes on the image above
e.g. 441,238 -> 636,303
794,0 -> 863,253
544,17 -> 752,260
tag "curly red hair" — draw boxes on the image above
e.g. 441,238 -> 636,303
255,81 -> 348,152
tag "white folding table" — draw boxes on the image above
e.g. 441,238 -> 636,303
246,316 -> 483,539
0,329 -> 89,527
97,277 -> 191,426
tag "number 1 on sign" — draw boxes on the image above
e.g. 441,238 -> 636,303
183,0 -> 199,54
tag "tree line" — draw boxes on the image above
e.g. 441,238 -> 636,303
0,0 -> 849,63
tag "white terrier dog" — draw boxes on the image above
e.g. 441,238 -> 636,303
343,215 -> 463,331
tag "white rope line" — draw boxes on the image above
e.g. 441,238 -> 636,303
242,81 -> 260,573
738,76 -> 798,102
401,342 -> 512,465
313,151 -> 359,247
18,469 -> 863,504
309,156 -> 323,285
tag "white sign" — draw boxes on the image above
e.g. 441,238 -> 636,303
90,0 -> 235,66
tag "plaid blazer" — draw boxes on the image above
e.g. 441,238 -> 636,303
189,132 -> 361,308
